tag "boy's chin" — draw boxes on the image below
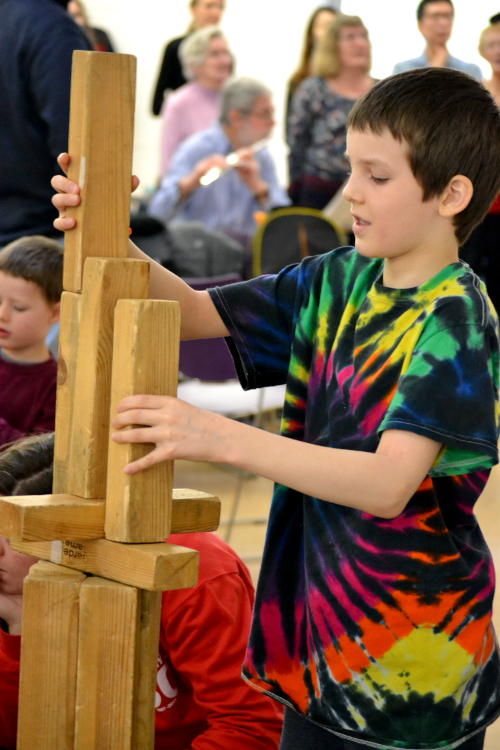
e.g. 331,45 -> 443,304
354,241 -> 385,259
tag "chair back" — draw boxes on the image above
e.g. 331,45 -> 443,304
179,273 -> 242,381
252,207 -> 347,276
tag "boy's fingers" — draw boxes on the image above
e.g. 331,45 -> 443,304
54,216 -> 77,232
57,152 -> 71,174
51,174 -> 81,195
116,394 -> 171,413
123,448 -> 164,475
111,410 -> 162,431
111,426 -> 158,444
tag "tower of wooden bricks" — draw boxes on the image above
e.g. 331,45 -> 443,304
0,51 -> 220,749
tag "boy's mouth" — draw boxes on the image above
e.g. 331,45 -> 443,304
352,214 -> 370,230
0,328 -> 10,338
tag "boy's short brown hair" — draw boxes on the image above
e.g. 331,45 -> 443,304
0,235 -> 63,303
347,67 -> 500,245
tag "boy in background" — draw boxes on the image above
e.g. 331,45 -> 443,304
0,236 -> 62,447
53,67 -> 500,748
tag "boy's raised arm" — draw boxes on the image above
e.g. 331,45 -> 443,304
50,154 -> 229,341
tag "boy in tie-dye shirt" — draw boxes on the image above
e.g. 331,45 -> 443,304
54,68 -> 500,749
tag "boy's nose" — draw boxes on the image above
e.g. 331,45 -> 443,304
342,174 -> 356,204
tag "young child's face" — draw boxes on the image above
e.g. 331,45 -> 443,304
0,272 -> 60,362
0,536 -> 38,596
343,128 -> 445,264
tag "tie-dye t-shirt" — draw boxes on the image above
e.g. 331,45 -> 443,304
208,246 -> 500,749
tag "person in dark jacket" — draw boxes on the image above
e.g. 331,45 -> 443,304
151,0 -> 225,116
0,0 -> 91,248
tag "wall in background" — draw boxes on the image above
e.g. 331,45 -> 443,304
81,0 -> 498,193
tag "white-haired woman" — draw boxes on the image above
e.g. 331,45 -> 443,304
159,26 -> 233,177
151,0 -> 225,116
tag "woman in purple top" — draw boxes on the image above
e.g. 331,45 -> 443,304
159,26 -> 234,177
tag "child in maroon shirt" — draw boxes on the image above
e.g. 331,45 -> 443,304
0,235 -> 62,446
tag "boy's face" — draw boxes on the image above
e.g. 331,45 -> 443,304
0,536 -> 38,596
0,272 -> 60,362
343,128 -> 446,268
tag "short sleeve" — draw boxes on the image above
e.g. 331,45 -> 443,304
380,322 -> 499,475
208,256 -> 323,389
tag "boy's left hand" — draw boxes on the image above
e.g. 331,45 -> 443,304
111,395 -> 235,474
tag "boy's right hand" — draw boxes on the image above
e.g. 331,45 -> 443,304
51,153 -> 81,232
51,152 -> 140,232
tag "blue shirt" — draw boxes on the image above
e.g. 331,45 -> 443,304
393,52 -> 482,80
149,123 -> 289,248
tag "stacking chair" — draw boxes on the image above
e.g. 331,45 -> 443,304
177,273 -> 285,547
252,206 -> 347,276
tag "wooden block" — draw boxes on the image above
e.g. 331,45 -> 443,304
0,489 -> 219,542
53,291 -> 81,493
17,561 -> 85,750
11,538 -> 199,592
105,299 -> 180,542
64,51 -> 136,292
170,488 -> 221,532
0,494 -> 104,541
66,258 -> 149,500
74,578 -> 139,749
132,591 -> 162,749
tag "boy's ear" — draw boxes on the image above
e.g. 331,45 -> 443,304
439,175 -> 473,218
49,301 -> 61,324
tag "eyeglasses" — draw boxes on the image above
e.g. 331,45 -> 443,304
247,108 -> 275,121
423,11 -> 453,22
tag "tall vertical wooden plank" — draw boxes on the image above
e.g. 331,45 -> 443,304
105,299 -> 180,542
64,51 -> 136,292
74,577 -> 140,750
66,258 -> 149,500
53,291 -> 81,493
17,561 -> 85,750
132,591 -> 163,748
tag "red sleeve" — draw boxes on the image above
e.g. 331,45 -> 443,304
0,628 -> 21,749
161,573 -> 283,750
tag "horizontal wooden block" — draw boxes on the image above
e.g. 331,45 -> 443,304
0,494 -> 104,541
0,489 -> 219,542
11,538 -> 199,592
170,488 -> 221,533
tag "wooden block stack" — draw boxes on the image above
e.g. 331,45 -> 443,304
0,51 -> 220,750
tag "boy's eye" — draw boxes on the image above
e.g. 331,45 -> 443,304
13,306 -> 28,312
371,176 -> 389,184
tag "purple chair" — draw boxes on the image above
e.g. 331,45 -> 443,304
179,273 -> 241,381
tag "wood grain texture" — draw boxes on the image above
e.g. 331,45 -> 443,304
17,562 -> 85,750
12,538 -> 199,592
0,489 -> 219,542
53,291 -> 81,493
66,258 -> 149,500
64,51 -> 136,292
0,494 -> 104,541
74,578 -> 139,749
132,590 -> 162,749
105,299 -> 180,542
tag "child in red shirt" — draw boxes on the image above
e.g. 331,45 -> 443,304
0,434 -> 283,750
